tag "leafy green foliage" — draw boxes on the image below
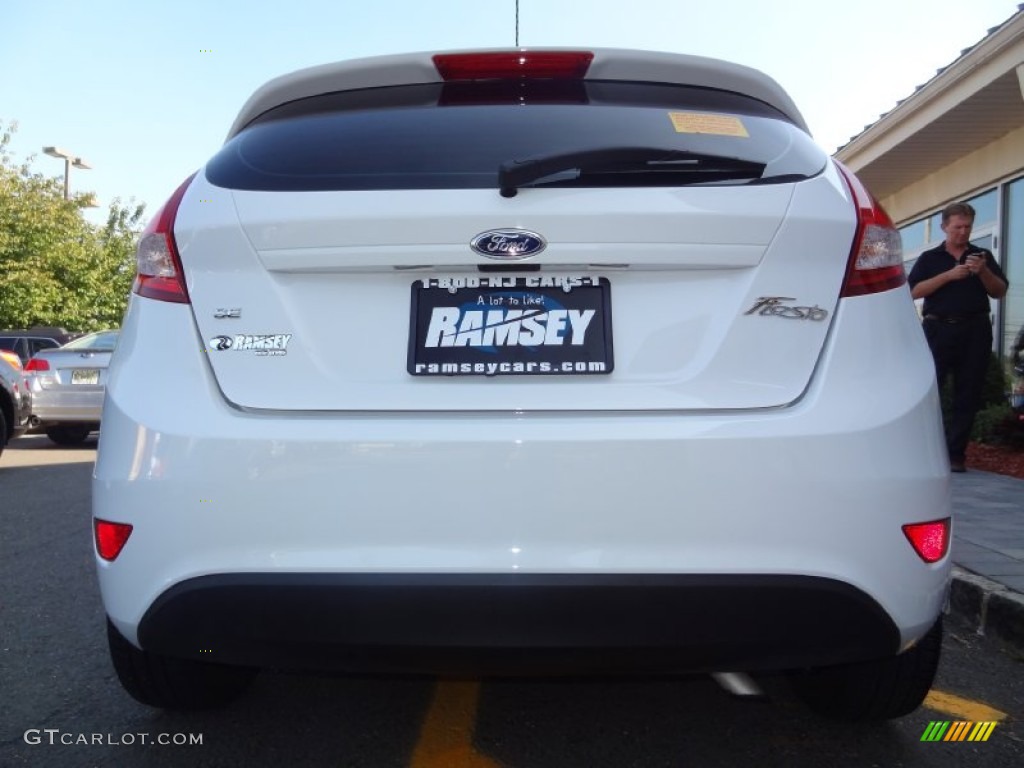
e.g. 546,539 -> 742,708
937,351 -> 1022,444
972,404 -> 1024,448
0,121 -> 145,332
938,352 -> 1005,409
980,350 -> 1008,409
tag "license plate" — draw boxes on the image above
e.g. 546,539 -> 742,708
71,369 -> 99,385
408,276 -> 613,376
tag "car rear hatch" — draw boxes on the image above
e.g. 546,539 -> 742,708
172,59 -> 859,413
32,335 -> 116,391
44,353 -> 111,389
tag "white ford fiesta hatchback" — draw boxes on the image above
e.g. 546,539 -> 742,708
94,48 -> 951,717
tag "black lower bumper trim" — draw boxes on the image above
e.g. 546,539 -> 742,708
137,573 -> 900,674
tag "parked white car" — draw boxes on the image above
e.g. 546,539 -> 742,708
94,48 -> 951,717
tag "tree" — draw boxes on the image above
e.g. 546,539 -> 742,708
0,120 -> 145,332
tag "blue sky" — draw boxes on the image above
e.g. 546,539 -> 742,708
2,0 -> 1019,224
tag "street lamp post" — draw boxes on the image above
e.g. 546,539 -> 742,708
42,146 -> 92,200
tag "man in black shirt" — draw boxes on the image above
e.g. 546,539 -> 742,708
908,201 -> 1008,472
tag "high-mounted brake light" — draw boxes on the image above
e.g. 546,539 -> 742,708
94,519 -> 134,561
902,518 -> 951,564
24,358 -> 50,372
835,160 -> 906,297
133,173 -> 196,304
433,51 -> 593,81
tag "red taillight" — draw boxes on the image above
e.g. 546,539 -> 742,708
433,51 -> 593,81
902,519 -> 951,564
835,160 -> 906,297
94,519 -> 134,561
24,358 -> 50,372
133,173 -> 196,304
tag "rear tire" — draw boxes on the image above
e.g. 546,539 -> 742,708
45,425 -> 91,445
791,616 -> 942,721
106,619 -> 257,710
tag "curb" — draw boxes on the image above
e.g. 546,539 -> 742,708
949,566 -> 1024,655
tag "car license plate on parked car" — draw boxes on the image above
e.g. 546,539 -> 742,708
408,276 -> 613,376
71,369 -> 99,385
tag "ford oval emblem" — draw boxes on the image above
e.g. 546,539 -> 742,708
470,229 -> 546,260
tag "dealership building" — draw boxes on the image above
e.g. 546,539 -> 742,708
836,4 -> 1024,381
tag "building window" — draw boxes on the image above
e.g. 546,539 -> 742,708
899,220 -> 927,252
901,188 -> 999,259
928,212 -> 943,245
1004,177 -> 1024,407
969,188 -> 998,228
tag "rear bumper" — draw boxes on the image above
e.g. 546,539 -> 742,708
30,386 -> 104,422
139,573 -> 899,674
96,289 -> 951,671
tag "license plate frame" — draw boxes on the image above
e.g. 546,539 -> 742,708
71,369 -> 100,385
408,276 -> 614,376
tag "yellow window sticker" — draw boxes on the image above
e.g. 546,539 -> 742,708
668,112 -> 749,138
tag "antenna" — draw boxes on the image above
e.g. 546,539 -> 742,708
515,0 -> 520,47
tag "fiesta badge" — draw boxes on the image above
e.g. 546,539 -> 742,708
470,229 -> 546,260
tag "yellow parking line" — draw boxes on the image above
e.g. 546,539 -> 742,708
924,690 -> 1008,722
408,683 -> 1006,766
409,681 -> 501,768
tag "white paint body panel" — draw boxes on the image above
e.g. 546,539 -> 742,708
96,288 -> 950,647
93,47 -> 949,670
178,165 -> 854,412
227,47 -> 808,139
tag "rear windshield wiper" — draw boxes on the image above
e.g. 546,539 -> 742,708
497,146 -> 767,197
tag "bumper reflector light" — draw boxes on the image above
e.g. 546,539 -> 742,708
95,519 -> 134,561
902,519 -> 951,564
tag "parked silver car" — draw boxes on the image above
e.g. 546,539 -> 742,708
25,330 -> 118,445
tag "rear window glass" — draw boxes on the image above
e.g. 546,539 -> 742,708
29,338 -> 59,355
63,331 -> 118,352
206,81 -> 825,192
